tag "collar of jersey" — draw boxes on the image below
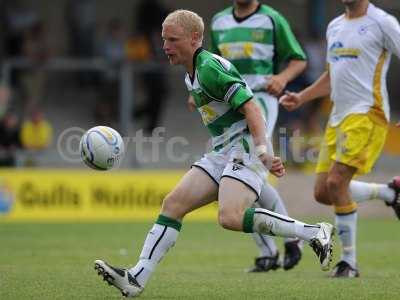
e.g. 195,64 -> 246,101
189,47 -> 204,84
232,3 -> 261,23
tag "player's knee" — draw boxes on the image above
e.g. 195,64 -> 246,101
218,209 -> 238,230
326,173 -> 346,193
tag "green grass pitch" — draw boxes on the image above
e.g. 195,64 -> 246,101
1,219 -> 399,299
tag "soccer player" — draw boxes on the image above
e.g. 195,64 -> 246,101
94,10 -> 334,297
207,0 -> 308,272
280,0 -> 400,278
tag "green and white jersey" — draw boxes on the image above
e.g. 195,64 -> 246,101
185,48 -> 254,152
210,4 -> 306,92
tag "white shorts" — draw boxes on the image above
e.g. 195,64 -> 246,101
254,92 -> 278,137
192,137 -> 269,196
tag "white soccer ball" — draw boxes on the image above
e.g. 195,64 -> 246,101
79,126 -> 124,170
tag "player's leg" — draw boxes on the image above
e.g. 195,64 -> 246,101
322,114 -> 385,278
248,194 -> 280,273
314,171 -> 359,277
314,118 -> 357,276
348,175 -> 400,220
127,167 -> 218,286
349,179 -> 396,205
349,177 -> 400,219
326,162 -> 360,278
264,184 -> 304,270
314,117 -> 358,277
249,183 -> 302,272
315,169 -> 400,218
344,120 -> 400,218
95,167 -> 218,297
251,93 -> 302,271
265,96 -> 303,270
314,172 -> 331,205
219,154 -> 334,271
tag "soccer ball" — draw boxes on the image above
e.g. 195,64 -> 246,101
79,126 -> 124,170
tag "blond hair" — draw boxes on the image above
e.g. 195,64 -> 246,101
163,9 -> 204,41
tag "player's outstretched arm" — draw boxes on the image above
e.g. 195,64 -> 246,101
266,60 -> 307,97
279,70 -> 331,111
381,15 -> 400,127
240,100 -> 285,178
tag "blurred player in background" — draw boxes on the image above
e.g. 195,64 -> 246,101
280,0 -> 400,278
205,0 -> 307,272
94,10 -> 334,298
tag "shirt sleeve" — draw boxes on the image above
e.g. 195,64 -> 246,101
381,14 -> 400,59
272,11 -> 307,66
199,61 -> 253,110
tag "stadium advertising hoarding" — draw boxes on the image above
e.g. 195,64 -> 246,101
0,169 -> 217,222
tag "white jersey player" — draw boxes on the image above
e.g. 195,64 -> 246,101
280,0 -> 400,278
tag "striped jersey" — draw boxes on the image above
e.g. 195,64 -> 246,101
210,4 -> 306,92
326,3 -> 400,126
185,48 -> 254,151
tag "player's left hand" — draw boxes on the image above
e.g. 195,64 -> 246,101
270,157 -> 285,177
265,74 -> 287,97
260,154 -> 285,178
396,121 -> 400,127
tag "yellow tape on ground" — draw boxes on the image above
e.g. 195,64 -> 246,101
0,169 -> 218,222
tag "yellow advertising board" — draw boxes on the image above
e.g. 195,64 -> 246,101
0,169 -> 218,222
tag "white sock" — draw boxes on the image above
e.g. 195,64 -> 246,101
252,233 -> 278,257
251,183 -> 285,257
350,180 -> 395,204
129,222 -> 179,287
258,182 -> 288,215
253,182 -> 303,248
252,208 -> 320,242
335,212 -> 357,268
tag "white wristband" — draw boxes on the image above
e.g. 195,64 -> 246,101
255,145 -> 268,157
